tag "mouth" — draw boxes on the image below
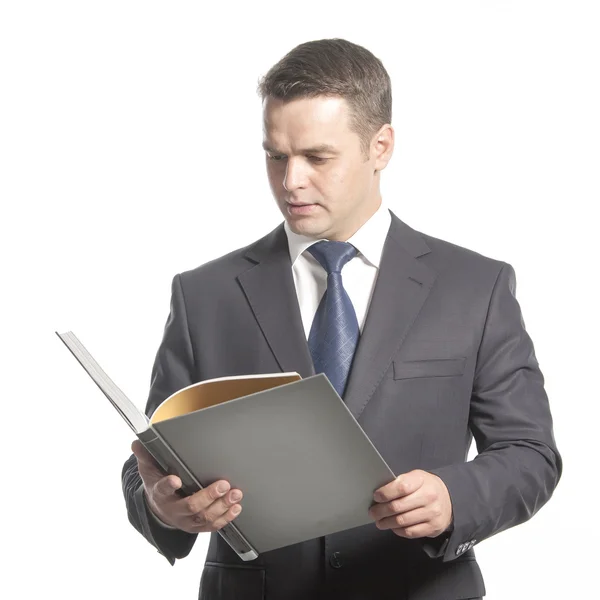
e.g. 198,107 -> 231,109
287,201 -> 315,207
286,202 -> 318,216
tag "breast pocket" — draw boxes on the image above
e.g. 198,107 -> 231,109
392,357 -> 466,380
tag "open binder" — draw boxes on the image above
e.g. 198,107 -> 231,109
56,330 -> 396,561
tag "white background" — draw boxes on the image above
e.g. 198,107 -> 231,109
1,1 -> 598,598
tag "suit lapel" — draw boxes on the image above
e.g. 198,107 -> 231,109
237,211 -> 437,420
237,224 -> 316,379
343,212 -> 437,419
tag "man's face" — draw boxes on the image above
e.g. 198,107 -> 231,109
262,95 -> 391,241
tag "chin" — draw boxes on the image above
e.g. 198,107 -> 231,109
287,218 -> 326,239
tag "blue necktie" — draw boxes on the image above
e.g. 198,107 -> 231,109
307,240 -> 360,398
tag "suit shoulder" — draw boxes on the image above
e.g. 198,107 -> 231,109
395,221 -> 516,294
176,248 -> 250,288
417,228 -> 509,275
174,229 -> 274,286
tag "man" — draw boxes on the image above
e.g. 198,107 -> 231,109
122,38 -> 561,599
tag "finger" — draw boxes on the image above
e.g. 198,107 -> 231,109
209,503 -> 243,531
153,474 -> 183,497
392,521 -> 438,539
197,488 -> 244,526
181,480 -> 232,516
375,507 -> 431,531
368,492 -> 425,521
373,470 -> 425,503
187,487 -> 242,530
131,440 -> 161,470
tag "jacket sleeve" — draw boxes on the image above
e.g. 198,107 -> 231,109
121,273 -> 199,565
423,262 -> 562,561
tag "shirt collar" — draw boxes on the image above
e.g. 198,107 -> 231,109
283,201 -> 392,268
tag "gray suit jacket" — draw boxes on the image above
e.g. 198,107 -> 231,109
122,210 -> 561,600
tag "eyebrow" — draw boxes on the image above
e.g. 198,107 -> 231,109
262,142 -> 339,155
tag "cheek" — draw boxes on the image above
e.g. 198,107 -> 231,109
322,167 -> 361,203
266,165 -> 283,190
344,166 -> 372,199
317,165 -> 345,193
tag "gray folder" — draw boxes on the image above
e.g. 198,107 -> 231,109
56,331 -> 396,561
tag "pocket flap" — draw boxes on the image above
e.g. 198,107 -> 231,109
393,357 -> 466,380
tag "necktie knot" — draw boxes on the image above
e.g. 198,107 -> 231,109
307,241 -> 358,274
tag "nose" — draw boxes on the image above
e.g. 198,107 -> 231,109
283,157 -> 307,192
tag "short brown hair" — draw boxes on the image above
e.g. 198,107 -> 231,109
257,38 -> 392,160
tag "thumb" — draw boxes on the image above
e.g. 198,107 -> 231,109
375,470 -> 425,502
131,440 -> 162,471
399,469 -> 426,492
131,440 -> 153,463
154,474 -> 183,497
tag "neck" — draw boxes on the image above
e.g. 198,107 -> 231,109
329,198 -> 382,241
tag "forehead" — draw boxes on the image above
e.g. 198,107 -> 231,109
262,95 -> 354,146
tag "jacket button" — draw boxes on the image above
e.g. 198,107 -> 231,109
329,552 -> 343,568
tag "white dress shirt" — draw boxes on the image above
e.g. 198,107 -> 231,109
284,201 -> 392,338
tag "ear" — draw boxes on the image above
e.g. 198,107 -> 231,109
373,124 -> 394,172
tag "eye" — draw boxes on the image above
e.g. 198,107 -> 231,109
266,154 -> 327,164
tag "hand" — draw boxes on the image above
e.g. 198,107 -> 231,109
368,469 -> 453,539
131,440 -> 243,534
